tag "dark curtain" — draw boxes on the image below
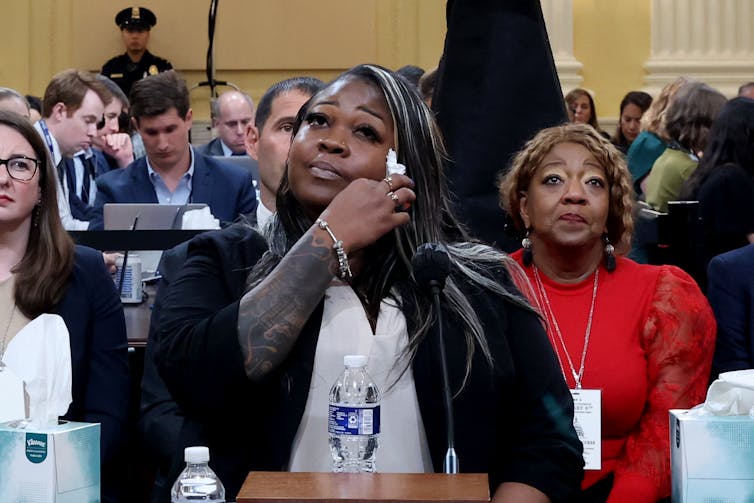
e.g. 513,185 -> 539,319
433,0 -> 568,251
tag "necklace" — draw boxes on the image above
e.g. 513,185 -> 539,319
533,266 -> 599,389
0,303 -> 16,368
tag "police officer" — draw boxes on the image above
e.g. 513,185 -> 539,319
101,7 -> 173,97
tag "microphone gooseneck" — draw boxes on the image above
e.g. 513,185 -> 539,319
411,243 -> 458,474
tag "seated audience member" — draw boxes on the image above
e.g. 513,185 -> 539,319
499,123 -> 716,502
36,69 -> 112,230
564,88 -> 609,139
626,77 -> 689,196
197,91 -> 255,157
395,64 -> 425,89
63,76 -> 133,222
246,77 -> 324,230
418,66 -> 438,107
0,111 -> 129,502
643,81 -> 726,212
680,97 -> 754,261
707,244 -> 754,379
93,74 -> 135,169
0,88 -> 31,119
739,82 -> 754,99
25,95 -> 43,123
611,91 -> 652,154
89,71 -> 257,230
154,65 -> 584,502
139,76 -> 323,502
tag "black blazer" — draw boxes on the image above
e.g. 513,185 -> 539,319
194,138 -> 225,157
152,226 -> 583,501
56,246 -> 130,502
707,244 -> 754,379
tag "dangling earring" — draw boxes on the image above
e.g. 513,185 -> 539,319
33,199 -> 42,228
522,229 -> 533,267
603,234 -> 616,272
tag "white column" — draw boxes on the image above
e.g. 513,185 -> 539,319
644,0 -> 754,97
541,0 -> 583,92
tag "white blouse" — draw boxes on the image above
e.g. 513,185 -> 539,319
288,281 -> 433,473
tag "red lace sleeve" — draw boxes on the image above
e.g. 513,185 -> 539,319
608,266 -> 716,503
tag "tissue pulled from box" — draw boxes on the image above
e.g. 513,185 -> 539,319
2,314 -> 72,428
385,148 -> 406,176
182,206 -> 221,230
691,369 -> 754,417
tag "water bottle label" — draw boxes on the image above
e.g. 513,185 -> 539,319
328,404 -> 380,435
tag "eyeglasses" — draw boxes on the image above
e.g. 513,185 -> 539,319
0,156 -> 40,182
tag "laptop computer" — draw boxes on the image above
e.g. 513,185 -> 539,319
103,203 -> 208,230
103,203 -> 208,276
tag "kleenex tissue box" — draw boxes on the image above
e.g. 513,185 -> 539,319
0,420 -> 100,503
671,409 -> 754,502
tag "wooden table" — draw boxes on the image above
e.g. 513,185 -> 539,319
237,472 -> 490,503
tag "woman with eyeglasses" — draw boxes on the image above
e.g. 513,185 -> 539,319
0,110 -> 129,503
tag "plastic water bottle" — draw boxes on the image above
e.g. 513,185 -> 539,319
328,354 -> 381,472
171,446 -> 225,502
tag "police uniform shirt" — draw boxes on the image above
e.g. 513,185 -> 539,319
101,50 -> 172,96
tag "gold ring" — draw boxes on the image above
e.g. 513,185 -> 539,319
383,176 -> 394,192
387,191 -> 399,203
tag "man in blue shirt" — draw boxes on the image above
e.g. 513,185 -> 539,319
89,71 -> 257,230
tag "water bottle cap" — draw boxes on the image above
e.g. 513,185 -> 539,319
343,355 -> 367,368
185,446 -> 210,463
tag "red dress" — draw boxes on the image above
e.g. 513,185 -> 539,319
510,250 -> 716,502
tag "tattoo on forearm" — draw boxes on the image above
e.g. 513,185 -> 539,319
237,230 -> 337,380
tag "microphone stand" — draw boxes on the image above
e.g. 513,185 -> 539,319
191,0 -> 239,97
430,279 -> 459,474
117,215 -> 139,297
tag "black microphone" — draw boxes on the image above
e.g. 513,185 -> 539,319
411,243 -> 458,474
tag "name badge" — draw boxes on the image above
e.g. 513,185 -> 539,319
571,388 -> 601,470
110,73 -> 124,78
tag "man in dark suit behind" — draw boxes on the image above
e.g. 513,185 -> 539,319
196,91 -> 255,157
89,71 -> 257,230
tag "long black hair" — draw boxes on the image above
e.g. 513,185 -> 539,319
681,97 -> 754,199
247,64 -> 532,390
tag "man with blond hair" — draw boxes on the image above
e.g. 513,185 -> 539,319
35,69 -> 112,230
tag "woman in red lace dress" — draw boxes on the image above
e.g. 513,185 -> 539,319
499,123 -> 716,503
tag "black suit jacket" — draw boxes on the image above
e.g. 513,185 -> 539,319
57,246 -> 130,502
194,138 -> 225,157
707,244 -> 754,378
151,226 -> 583,502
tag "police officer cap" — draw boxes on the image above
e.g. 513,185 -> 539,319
115,7 -> 157,30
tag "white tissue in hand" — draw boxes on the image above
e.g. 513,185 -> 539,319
695,369 -> 754,416
181,207 -> 221,230
386,148 -> 406,176
3,314 -> 72,428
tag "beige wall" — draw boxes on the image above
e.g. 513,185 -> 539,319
572,0 -> 652,125
1,1 -> 657,123
1,0 -> 446,120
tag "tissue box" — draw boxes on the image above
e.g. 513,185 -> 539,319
671,409 -> 754,502
0,420 -> 100,503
